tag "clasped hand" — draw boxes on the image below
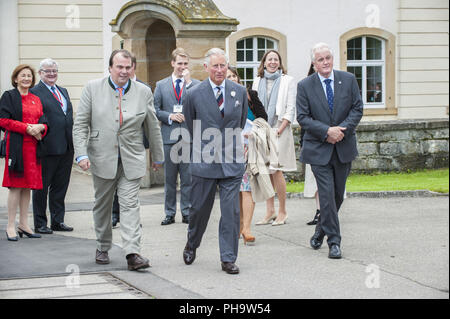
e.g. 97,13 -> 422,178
326,126 -> 346,144
26,124 -> 45,140
170,113 -> 185,123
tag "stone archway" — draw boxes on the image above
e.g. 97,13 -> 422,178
146,20 -> 176,89
110,0 -> 239,187
110,0 -> 239,81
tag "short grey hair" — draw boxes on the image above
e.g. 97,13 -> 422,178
311,43 -> 333,63
39,58 -> 58,70
204,48 -> 228,66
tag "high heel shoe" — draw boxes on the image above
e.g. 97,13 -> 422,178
272,216 -> 288,226
255,213 -> 277,225
242,234 -> 255,245
6,231 -> 19,241
306,210 -> 320,225
17,228 -> 41,239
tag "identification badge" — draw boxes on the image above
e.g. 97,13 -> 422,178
173,104 -> 183,113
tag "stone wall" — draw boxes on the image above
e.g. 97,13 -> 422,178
288,118 -> 449,181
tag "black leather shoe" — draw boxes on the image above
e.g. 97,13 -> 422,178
51,223 -> 73,231
328,244 -> 342,259
161,216 -> 175,226
306,210 -> 320,225
112,216 -> 120,228
182,215 -> 189,224
221,262 -> 240,274
183,243 -> 196,265
310,229 -> 325,250
36,226 -> 53,234
126,254 -> 150,271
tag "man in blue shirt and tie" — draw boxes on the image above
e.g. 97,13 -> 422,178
297,43 -> 363,259
31,58 -> 74,234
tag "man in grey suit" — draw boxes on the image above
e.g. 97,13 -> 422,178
154,48 -> 200,226
297,43 -> 363,259
183,48 -> 248,274
73,49 -> 164,270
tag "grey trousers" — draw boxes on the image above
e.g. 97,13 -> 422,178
163,143 -> 191,217
92,161 -> 142,256
187,175 -> 242,263
311,149 -> 351,247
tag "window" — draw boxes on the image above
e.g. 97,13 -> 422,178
236,36 -> 278,88
346,36 -> 385,108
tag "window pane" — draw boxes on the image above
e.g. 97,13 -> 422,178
347,37 -> 362,61
267,40 -> 274,49
246,50 -> 253,61
366,66 -> 382,102
258,50 -> 265,61
246,68 -> 253,80
237,40 -> 244,49
237,50 -> 244,62
237,68 -> 245,80
257,38 -> 265,49
347,66 -> 362,97
246,38 -> 253,49
366,37 -> 382,60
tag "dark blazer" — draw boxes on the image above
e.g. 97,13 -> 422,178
30,81 -> 73,155
184,79 -> 248,179
296,70 -> 363,165
154,77 -> 200,145
247,89 -> 267,121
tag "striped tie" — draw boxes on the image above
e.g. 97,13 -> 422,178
216,86 -> 224,117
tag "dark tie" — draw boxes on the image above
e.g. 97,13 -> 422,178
324,79 -> 333,113
175,79 -> 182,98
216,86 -> 224,117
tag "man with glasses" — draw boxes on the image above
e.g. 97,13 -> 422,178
31,58 -> 74,234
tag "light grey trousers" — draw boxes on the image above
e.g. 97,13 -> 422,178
92,161 -> 142,256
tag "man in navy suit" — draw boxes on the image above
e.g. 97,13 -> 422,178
297,43 -> 363,259
154,48 -> 200,226
31,58 -> 74,234
183,48 -> 248,274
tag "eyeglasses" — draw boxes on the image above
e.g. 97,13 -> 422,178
41,69 -> 58,74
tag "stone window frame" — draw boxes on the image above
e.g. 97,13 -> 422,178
229,27 -> 287,86
340,27 -> 397,116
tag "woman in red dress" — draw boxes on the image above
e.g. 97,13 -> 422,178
0,64 -> 47,241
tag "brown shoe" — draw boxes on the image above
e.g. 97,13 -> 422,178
95,249 -> 110,264
126,253 -> 150,271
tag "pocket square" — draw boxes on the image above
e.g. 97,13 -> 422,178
234,100 -> 241,107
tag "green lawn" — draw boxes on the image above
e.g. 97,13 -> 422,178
286,168 -> 449,193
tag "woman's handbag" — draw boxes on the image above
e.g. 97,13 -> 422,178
0,131 -> 7,158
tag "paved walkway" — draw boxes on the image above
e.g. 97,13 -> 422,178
0,163 -> 448,299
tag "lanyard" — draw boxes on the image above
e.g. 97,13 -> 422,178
172,81 -> 185,104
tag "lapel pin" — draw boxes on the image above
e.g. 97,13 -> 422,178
338,81 -> 342,84
231,91 -> 236,97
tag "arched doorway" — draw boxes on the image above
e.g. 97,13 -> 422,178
146,20 -> 176,89
110,0 -> 239,186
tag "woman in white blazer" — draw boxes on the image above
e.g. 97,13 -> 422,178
252,50 -> 297,226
